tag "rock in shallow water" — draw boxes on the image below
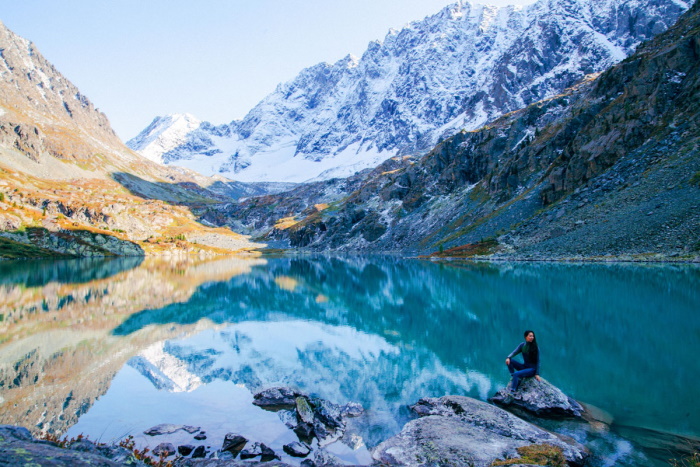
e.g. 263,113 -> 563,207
373,396 -> 588,467
178,444 -> 195,456
191,445 -> 207,458
221,433 -> 247,456
153,442 -> 176,457
252,387 -> 301,411
490,377 -> 585,418
239,442 -> 279,462
283,441 -> 311,457
144,423 -> 201,436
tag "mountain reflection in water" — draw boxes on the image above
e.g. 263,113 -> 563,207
0,255 -> 266,435
1,256 -> 698,465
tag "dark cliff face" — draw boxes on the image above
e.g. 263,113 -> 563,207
218,2 -> 700,259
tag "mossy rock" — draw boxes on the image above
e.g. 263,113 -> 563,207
491,443 -> 567,466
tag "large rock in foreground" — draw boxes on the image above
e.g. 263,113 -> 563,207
372,396 -> 588,467
490,377 -> 585,418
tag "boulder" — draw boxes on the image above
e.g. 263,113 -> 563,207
490,377 -> 585,418
340,402 -> 364,418
310,398 -> 346,446
239,442 -> 279,462
283,441 -> 311,458
252,387 -> 301,411
312,449 -> 345,466
312,399 -> 344,430
178,444 -> 195,456
239,442 -> 263,460
260,443 -> 279,462
293,421 -> 315,442
191,445 -> 207,458
372,396 -> 588,467
221,433 -> 247,456
152,442 -> 176,457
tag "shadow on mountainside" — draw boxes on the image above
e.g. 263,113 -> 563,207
112,172 -> 295,206
0,226 -> 145,260
111,172 -> 228,206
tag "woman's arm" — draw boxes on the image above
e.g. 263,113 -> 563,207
507,342 -> 524,359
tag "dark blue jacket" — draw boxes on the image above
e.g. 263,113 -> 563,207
508,342 -> 540,375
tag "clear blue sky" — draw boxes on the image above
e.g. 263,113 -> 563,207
2,0 -> 535,141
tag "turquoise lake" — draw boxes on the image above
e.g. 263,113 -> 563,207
0,255 -> 698,465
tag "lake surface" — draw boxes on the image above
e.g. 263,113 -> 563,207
1,255 -> 698,465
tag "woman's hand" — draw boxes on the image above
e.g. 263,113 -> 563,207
505,358 -> 510,366
535,375 -> 541,382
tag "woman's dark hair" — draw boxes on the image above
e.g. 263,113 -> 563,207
523,330 -> 539,356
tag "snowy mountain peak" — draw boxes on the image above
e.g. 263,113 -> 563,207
127,113 -> 203,164
128,0 -> 690,183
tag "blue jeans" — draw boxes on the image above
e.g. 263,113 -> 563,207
507,359 -> 536,391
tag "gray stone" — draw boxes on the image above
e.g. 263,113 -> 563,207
178,444 -> 195,456
153,442 -> 176,457
293,421 -> 315,442
490,377 -> 585,418
313,448 -> 345,466
313,399 -> 344,430
239,441 -> 278,462
340,402 -> 364,418
221,433 -> 247,455
240,441 -> 263,459
192,445 -> 207,458
373,396 -> 588,467
252,387 -> 301,411
260,443 -> 280,462
144,423 -> 201,436
283,441 -> 311,458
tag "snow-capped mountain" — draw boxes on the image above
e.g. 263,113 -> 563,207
128,0 -> 690,183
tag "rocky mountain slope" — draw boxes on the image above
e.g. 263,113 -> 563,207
0,20 -> 262,257
128,0 -> 690,183
208,0 -> 700,260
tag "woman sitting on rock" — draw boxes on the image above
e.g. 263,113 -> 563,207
505,330 -> 541,392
